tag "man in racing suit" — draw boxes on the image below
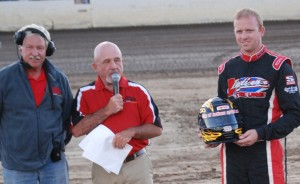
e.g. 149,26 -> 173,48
215,8 -> 300,184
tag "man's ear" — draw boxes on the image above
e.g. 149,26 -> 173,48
92,62 -> 97,71
18,45 -> 23,55
260,26 -> 265,37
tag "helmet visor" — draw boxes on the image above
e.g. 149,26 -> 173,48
202,110 -> 238,128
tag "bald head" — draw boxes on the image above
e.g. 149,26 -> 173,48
93,41 -> 122,61
92,41 -> 124,88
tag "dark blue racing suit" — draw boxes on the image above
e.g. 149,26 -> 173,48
217,45 -> 300,184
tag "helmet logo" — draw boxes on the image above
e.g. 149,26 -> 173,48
200,131 -> 222,142
217,105 -> 230,111
223,126 -> 233,132
202,109 -> 238,119
199,107 -> 206,114
202,99 -> 214,112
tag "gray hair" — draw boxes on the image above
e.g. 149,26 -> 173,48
18,24 -> 51,44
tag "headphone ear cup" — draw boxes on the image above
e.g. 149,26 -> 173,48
46,40 -> 56,56
14,30 -> 25,45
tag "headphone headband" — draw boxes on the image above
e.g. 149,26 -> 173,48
14,25 -> 56,56
23,27 -> 50,43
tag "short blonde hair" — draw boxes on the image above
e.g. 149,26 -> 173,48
234,8 -> 263,28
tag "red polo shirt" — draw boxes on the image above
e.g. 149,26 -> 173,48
74,76 -> 160,154
28,69 -> 46,107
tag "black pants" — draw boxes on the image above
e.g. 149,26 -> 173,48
222,140 -> 284,184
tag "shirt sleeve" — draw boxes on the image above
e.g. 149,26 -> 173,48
257,61 -> 300,140
138,87 -> 162,128
71,89 -> 87,126
62,76 -> 73,127
218,72 -> 228,99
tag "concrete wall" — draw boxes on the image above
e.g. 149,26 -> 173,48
0,0 -> 300,31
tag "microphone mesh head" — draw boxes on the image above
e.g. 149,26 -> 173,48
111,73 -> 121,82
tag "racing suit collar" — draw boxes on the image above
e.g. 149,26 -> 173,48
240,45 -> 267,62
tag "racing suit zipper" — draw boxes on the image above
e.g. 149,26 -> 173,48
246,62 -> 253,76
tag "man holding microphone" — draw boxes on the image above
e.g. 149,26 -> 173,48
71,41 -> 162,184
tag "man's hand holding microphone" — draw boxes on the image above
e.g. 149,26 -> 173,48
110,72 -> 133,148
106,72 -> 123,115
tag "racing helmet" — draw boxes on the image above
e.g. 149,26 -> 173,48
198,97 -> 243,144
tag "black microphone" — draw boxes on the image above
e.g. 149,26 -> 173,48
20,59 -> 33,69
111,72 -> 121,95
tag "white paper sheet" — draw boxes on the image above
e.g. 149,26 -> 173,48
79,124 -> 132,175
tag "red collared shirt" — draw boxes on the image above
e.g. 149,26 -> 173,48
28,69 -> 46,107
72,76 -> 161,154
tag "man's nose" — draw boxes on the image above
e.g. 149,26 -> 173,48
110,61 -> 118,69
32,48 -> 39,55
241,31 -> 249,39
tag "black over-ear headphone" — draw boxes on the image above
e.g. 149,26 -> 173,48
14,27 -> 56,56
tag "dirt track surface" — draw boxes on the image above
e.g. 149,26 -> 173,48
1,21 -> 300,184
